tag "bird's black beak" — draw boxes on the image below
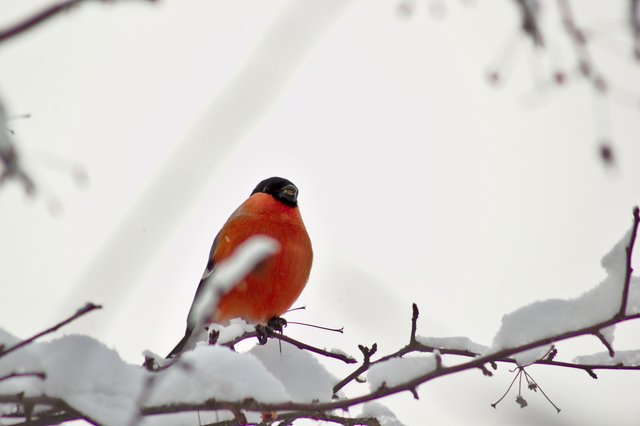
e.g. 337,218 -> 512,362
279,184 -> 298,205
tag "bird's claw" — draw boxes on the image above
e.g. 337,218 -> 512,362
255,317 -> 287,345
255,324 -> 270,344
268,316 -> 287,333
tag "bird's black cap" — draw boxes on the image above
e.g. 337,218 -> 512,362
251,177 -> 299,207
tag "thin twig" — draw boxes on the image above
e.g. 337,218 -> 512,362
274,333 -> 357,364
286,321 -> 344,333
410,303 -> 419,343
619,206 -> 639,317
221,330 -> 356,364
491,369 -> 521,408
0,0 -> 80,44
332,344 -> 377,396
593,331 -> 615,357
8,413 -> 80,426
0,394 -> 100,426
0,303 -> 102,358
556,0 -> 606,92
0,0 -> 156,44
0,371 -> 46,382
523,370 -> 561,413
272,411 -> 382,426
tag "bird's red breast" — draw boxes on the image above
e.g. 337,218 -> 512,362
167,177 -> 312,358
211,192 -> 312,323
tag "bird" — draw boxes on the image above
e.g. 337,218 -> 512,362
167,177 -> 313,357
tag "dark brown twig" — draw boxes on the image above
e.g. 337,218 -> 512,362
0,302 -> 102,358
409,303 -> 419,343
272,333 -> 357,364
522,370 -> 561,413
332,344 -> 377,397
556,0 -> 605,91
619,206 -> 639,318
491,368 -> 521,408
8,413 -> 81,426
221,330 -> 356,365
0,371 -> 46,382
0,394 -> 100,426
268,411 -> 382,426
593,331 -> 615,357
0,0 -> 81,44
0,0 -> 156,44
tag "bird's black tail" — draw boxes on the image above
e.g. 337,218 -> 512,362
166,275 -> 210,358
166,328 -> 192,359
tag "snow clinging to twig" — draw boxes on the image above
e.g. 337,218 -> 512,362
489,226 -> 639,365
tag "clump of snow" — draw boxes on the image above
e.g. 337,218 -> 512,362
141,349 -> 171,370
367,356 -> 436,390
361,401 -> 406,426
489,228 -> 638,365
325,347 -> 350,357
207,318 -> 256,345
0,331 -> 304,425
148,344 -> 290,406
250,340 -> 336,402
573,349 -> 640,366
0,334 -> 144,425
417,336 -> 488,354
0,328 -> 20,347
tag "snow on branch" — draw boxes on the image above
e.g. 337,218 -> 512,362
1,207 -> 639,425
330,206 -> 640,410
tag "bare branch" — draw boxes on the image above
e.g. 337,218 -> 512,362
0,394 -> 100,426
409,303 -> 419,343
262,411 -> 382,426
0,371 -> 46,382
220,330 -> 357,365
333,344 -> 377,396
619,206 -> 640,318
0,0 -> 156,44
0,302 -> 101,358
593,331 -> 615,357
491,369 -> 521,408
556,0 -> 607,93
522,370 -> 561,413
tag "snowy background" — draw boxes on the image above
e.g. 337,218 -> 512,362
1,0 -> 640,425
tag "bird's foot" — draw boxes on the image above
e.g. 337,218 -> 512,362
255,316 -> 287,345
267,316 -> 287,333
255,324 -> 270,344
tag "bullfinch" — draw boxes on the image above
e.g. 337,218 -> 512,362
167,177 -> 312,357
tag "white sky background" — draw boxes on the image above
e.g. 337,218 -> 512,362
1,1 -> 640,425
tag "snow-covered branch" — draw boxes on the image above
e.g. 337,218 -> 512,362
1,207 -> 639,425
330,206 -> 640,410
